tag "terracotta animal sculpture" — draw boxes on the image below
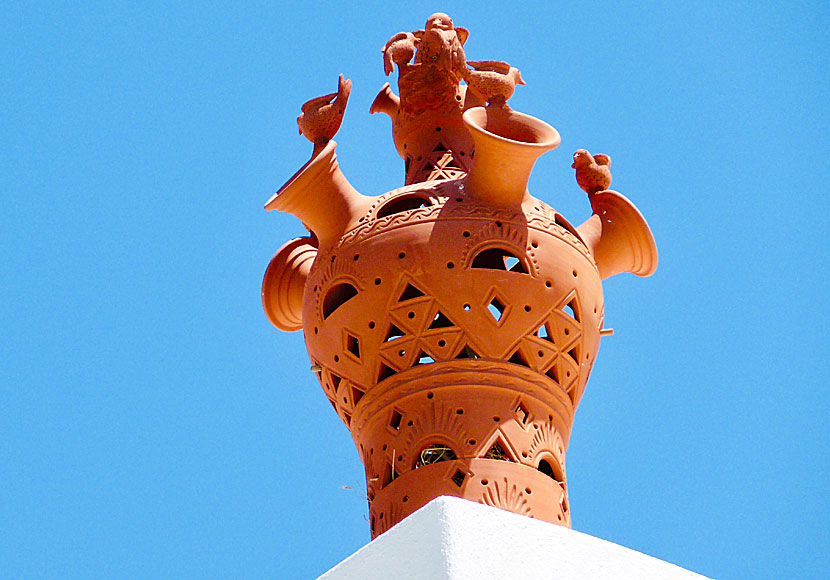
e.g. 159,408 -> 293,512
382,32 -> 418,76
413,13 -> 468,80
572,149 -> 612,195
463,61 -> 525,108
297,74 -> 352,155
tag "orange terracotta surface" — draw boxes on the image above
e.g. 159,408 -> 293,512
262,13 -> 657,539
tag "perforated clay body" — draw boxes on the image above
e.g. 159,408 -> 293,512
262,13 -> 657,538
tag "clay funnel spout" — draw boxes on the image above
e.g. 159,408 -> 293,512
576,190 -> 658,279
370,83 -> 400,119
462,106 -> 561,206
265,141 -> 373,250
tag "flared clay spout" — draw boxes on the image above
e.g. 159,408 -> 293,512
576,190 -> 658,279
463,106 -> 561,207
264,141 -> 374,251
262,237 -> 317,332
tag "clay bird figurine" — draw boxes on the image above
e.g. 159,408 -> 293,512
572,149 -> 612,195
463,61 -> 525,108
382,32 -> 418,76
297,74 -> 352,155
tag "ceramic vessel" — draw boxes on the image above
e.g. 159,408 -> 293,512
262,13 -> 657,538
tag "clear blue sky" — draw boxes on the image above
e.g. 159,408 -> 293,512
2,2 -> 827,578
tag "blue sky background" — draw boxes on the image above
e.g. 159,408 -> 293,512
2,1 -> 828,578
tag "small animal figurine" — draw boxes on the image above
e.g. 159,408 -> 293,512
382,32 -> 418,76
463,60 -> 525,108
572,149 -> 612,195
413,13 -> 469,80
297,74 -> 352,155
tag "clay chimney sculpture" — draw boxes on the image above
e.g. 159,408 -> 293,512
262,13 -> 657,538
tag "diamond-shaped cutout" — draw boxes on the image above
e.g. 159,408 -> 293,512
486,295 -> 508,325
389,409 -> 403,430
515,402 -> 530,425
344,330 -> 360,360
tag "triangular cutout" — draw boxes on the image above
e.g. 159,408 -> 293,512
508,348 -> 531,369
551,310 -> 581,349
379,335 -> 418,361
535,323 -> 554,343
522,336 -> 558,371
330,373 -> 342,393
398,283 -> 425,302
384,323 -> 405,342
379,336 -> 421,370
432,141 -> 448,152
455,344 -> 480,359
413,350 -> 436,365
567,384 -> 579,406
439,155 -> 463,171
546,363 -> 560,384
428,310 -> 455,329
378,362 -> 398,382
420,330 -> 464,360
563,299 -> 580,322
484,440 -> 513,462
556,352 -> 579,391
390,299 -> 435,335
